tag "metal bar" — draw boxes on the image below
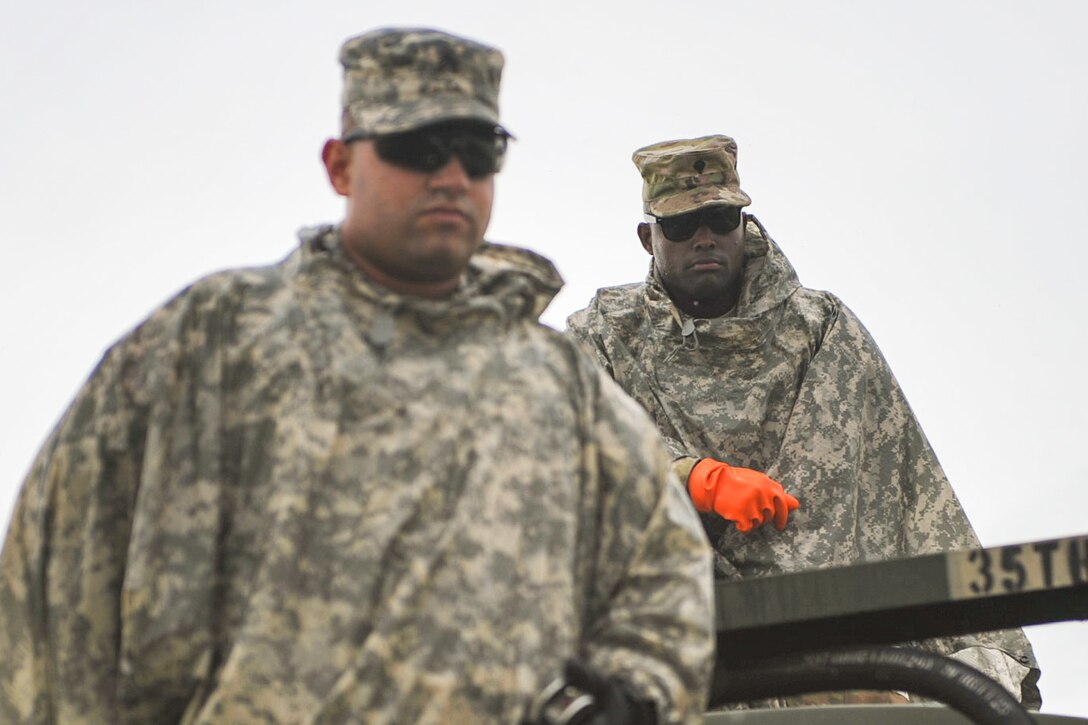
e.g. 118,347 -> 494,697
715,534 -> 1088,664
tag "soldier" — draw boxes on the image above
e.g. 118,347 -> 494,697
0,30 -> 714,724
566,134 -> 1041,708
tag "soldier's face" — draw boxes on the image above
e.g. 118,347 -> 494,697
639,211 -> 746,308
323,136 -> 494,297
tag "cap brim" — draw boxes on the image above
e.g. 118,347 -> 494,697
645,186 -> 751,217
347,95 -> 507,136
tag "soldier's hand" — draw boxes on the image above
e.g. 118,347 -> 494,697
687,458 -> 799,532
524,659 -> 656,725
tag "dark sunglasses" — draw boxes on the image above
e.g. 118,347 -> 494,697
344,122 -> 508,179
651,206 -> 743,242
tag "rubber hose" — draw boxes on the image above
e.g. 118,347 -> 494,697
709,646 -> 1033,725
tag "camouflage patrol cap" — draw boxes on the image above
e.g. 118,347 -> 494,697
633,135 -> 752,217
339,27 -> 508,137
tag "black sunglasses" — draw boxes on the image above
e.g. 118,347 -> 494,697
651,206 -> 743,242
344,122 -> 508,179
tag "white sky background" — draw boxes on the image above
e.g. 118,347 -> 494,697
2,0 -> 1086,714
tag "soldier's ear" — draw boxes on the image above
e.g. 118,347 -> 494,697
637,223 -> 653,255
322,139 -> 353,197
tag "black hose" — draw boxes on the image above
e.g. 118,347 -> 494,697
709,646 -> 1033,725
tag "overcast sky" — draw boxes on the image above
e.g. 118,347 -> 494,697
2,0 -> 1085,714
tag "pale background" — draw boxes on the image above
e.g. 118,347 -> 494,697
2,0 -> 1085,714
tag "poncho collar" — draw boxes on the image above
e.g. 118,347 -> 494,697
644,215 -> 802,351
293,225 -> 564,331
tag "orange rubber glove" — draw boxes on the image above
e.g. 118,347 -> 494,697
687,458 -> 800,532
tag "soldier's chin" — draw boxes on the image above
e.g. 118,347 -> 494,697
686,279 -> 731,302
398,248 -> 477,283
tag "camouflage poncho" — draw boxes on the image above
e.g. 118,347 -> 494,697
0,226 -> 714,724
566,216 -> 1040,705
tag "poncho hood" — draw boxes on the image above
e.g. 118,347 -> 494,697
587,216 -> 802,360
296,225 -> 564,329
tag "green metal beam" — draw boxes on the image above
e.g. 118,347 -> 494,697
715,534 -> 1088,664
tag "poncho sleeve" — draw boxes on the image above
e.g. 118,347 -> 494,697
0,325 -> 156,723
0,280 -> 226,723
578,365 -> 715,725
775,299 -> 1042,707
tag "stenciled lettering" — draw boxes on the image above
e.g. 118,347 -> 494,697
968,549 -> 993,594
1032,541 -> 1060,589
952,536 -> 1088,600
1070,539 -> 1088,585
1000,546 -> 1026,593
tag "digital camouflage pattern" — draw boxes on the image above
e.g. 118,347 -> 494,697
0,228 -> 714,724
633,135 -> 752,218
566,216 -> 1041,707
340,28 -> 506,137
